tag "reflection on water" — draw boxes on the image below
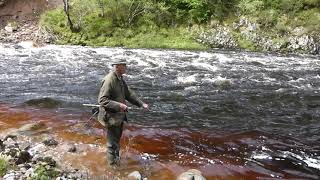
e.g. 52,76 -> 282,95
0,44 -> 320,179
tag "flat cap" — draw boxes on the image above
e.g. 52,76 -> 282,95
112,59 -> 127,66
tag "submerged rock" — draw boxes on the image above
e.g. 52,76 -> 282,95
18,122 -> 46,133
24,97 -> 62,108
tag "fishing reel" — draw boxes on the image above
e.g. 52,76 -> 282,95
92,107 -> 99,115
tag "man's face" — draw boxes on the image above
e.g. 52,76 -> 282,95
115,64 -> 127,75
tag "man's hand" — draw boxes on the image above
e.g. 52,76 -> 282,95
119,103 -> 128,112
142,103 -> 149,111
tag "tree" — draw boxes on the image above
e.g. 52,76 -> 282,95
97,0 -> 105,17
62,0 -> 77,32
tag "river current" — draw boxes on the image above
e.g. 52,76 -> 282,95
0,43 -> 319,179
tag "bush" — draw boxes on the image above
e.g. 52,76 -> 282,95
295,8 -> 320,31
279,0 -> 304,13
237,0 -> 265,15
303,0 -> 320,7
275,14 -> 290,35
40,8 -> 67,34
257,9 -> 279,28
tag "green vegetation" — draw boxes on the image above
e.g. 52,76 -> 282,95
237,0 -> 320,33
31,164 -> 60,180
39,0 -> 320,51
0,154 -> 9,176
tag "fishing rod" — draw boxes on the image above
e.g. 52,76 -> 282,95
82,104 -> 132,127
83,104 -> 132,110
82,103 -> 170,127
83,104 -> 172,114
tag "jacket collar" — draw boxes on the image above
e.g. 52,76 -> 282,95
112,71 -> 123,81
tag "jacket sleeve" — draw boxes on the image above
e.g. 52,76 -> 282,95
98,78 -> 121,112
124,82 -> 144,107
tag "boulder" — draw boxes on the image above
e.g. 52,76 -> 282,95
4,23 -> 18,33
128,171 -> 142,180
42,137 -> 58,146
15,150 -> 32,165
177,169 -> 206,180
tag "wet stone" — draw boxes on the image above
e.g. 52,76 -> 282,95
15,150 -> 32,164
25,167 -> 35,178
128,171 -> 142,180
38,156 -> 57,167
19,142 -> 31,151
0,139 -> 4,150
3,172 -> 16,180
5,147 -> 20,158
42,138 -> 58,146
3,137 -> 18,147
68,145 -> 77,153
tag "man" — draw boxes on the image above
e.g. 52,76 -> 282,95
97,59 -> 149,167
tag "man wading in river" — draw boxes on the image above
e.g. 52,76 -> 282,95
98,59 -> 149,167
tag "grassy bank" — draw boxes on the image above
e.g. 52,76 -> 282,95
39,7 -> 208,50
39,0 -> 320,51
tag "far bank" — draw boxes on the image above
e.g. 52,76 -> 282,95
0,0 -> 319,55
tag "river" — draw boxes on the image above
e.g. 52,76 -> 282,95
0,43 -> 319,179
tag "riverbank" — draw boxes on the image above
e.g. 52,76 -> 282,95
1,0 -> 320,54
0,127 -> 154,179
0,0 -> 60,46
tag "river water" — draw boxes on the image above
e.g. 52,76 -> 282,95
0,43 -> 320,179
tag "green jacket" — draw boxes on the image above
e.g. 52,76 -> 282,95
97,71 -> 143,126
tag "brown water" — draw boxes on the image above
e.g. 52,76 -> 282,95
1,44 -> 320,179
0,103 -> 214,179
1,102 -> 319,179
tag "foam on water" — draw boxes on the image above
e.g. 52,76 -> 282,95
177,74 -> 198,84
283,151 -> 320,170
216,53 -> 235,63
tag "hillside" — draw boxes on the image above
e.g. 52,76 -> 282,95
0,0 -> 61,44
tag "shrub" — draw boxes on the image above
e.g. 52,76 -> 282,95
0,154 -> 10,177
279,0 -> 304,13
31,165 -> 60,180
257,9 -> 279,28
295,8 -> 320,31
303,0 -> 320,7
237,0 -> 264,15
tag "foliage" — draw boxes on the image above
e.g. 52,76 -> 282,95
303,0 -> 320,7
72,0 -> 97,26
237,0 -> 320,32
237,0 -> 264,15
39,0 -> 320,51
0,154 -> 10,177
296,8 -> 320,31
31,165 -> 60,180
0,158 -> 8,177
